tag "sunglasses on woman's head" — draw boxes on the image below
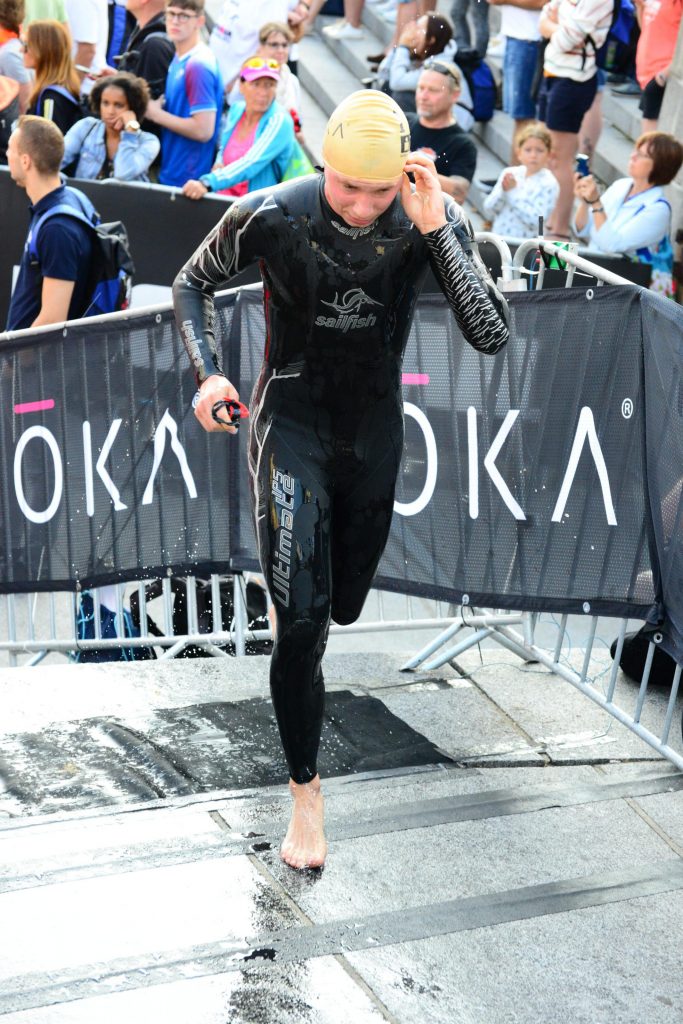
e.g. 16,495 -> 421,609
242,57 -> 280,71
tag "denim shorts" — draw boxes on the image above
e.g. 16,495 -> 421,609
537,73 -> 598,133
503,37 -> 543,120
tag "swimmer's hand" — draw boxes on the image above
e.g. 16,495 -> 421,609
401,152 -> 448,235
194,374 -> 240,434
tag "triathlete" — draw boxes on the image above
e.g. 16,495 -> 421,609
173,90 -> 509,870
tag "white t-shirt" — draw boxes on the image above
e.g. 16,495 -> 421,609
500,7 -> 542,40
210,0 -> 300,90
0,38 -> 31,85
65,0 -> 109,73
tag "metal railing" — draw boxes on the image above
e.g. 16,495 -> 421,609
510,237 -> 634,289
402,609 -> 683,772
0,578 -> 480,665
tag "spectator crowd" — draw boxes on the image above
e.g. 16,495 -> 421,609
0,0 -> 682,331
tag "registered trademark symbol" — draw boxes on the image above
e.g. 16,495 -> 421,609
621,398 -> 633,419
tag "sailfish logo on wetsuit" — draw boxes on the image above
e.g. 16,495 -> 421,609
316,288 -> 383,333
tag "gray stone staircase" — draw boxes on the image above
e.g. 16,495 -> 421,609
295,16 -> 647,238
296,11 -> 504,227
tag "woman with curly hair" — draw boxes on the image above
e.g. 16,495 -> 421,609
0,0 -> 30,111
24,19 -> 83,134
61,71 -> 159,181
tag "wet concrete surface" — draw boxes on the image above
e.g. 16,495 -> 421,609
1,646 -> 682,1022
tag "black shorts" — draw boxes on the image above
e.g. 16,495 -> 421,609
537,73 -> 598,133
639,77 -> 665,120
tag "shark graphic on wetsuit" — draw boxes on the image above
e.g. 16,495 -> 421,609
174,162 -> 509,790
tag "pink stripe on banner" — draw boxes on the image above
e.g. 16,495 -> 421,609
14,399 -> 55,414
401,373 -> 430,386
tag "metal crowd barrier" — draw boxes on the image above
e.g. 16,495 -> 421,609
401,239 -> 683,771
1,238 -> 680,774
0,578 -> 495,666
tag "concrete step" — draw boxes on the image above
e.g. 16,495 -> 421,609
590,120 -> 636,187
297,30 -> 363,118
298,79 -> 328,166
601,89 -> 642,145
361,1 -> 396,48
315,14 -> 387,82
472,109 -> 516,171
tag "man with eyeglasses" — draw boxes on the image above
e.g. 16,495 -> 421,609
145,0 -> 223,186
174,89 -> 508,871
408,60 -> 478,205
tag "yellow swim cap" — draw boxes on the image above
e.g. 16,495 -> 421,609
322,90 -> 411,181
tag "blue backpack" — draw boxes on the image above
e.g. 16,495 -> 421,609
28,186 -> 134,317
73,591 -> 155,662
586,0 -> 637,70
454,48 -> 497,123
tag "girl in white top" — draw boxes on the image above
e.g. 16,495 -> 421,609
572,131 -> 683,298
484,123 -> 560,238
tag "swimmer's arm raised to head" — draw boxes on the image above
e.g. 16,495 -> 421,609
423,198 -> 509,356
173,196 -> 276,385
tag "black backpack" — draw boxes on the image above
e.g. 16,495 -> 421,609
28,186 -> 134,317
610,627 -> 678,688
0,94 -> 18,164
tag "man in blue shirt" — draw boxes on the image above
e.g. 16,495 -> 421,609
5,116 -> 94,332
145,0 -> 223,187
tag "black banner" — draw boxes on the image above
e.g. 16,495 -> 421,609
1,285 -> 682,662
0,168 -> 259,321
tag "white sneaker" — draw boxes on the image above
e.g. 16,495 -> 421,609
486,36 -> 506,58
323,20 -> 365,39
322,19 -> 345,36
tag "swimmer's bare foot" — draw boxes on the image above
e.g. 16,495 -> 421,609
280,776 -> 327,870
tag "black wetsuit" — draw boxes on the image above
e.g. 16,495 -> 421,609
173,174 -> 508,784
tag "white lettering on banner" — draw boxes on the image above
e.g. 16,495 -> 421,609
468,407 -> 526,520
468,406 -> 615,525
467,408 -> 526,521
468,406 -> 478,519
13,426 -> 63,524
83,420 -> 128,516
142,409 -> 198,505
394,402 -> 438,517
552,406 -> 617,526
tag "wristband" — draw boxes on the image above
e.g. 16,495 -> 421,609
591,205 -> 604,214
